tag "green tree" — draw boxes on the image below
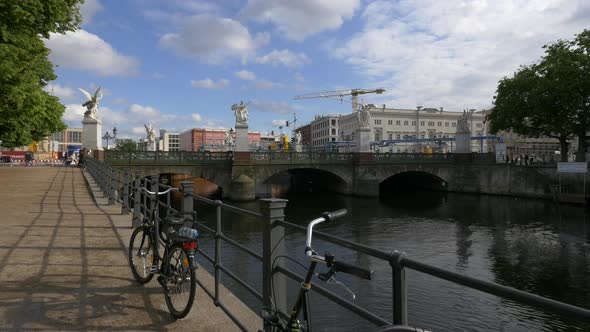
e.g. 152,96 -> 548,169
489,30 -> 590,161
0,0 -> 83,147
114,139 -> 138,152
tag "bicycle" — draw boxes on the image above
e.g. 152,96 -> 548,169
261,209 -> 374,332
127,186 -> 200,319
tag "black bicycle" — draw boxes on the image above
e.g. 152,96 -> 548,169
128,186 -> 200,319
261,209 -> 374,331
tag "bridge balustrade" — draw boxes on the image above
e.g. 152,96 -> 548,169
251,151 -> 355,164
104,150 -> 233,165
83,158 -> 590,332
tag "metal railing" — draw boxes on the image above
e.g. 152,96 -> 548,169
104,150 -> 233,165
250,151 -> 355,164
83,159 -> 590,331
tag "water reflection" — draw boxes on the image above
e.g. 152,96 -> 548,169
193,191 -> 590,332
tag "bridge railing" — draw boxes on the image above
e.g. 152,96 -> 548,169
104,150 -> 233,165
83,159 -> 590,331
251,151 -> 355,164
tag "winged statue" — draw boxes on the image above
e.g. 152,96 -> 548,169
144,124 -> 156,142
231,101 -> 249,126
79,87 -> 103,120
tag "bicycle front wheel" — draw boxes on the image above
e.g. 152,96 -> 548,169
164,244 -> 196,318
128,227 -> 155,284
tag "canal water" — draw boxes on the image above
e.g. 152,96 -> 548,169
192,192 -> 590,331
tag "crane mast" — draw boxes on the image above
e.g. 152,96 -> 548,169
294,88 -> 385,113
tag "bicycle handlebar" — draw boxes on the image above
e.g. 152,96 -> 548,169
305,209 -> 348,255
331,260 -> 373,280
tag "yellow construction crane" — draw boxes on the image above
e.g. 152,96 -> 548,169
294,88 -> 385,113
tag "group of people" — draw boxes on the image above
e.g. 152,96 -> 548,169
504,153 -> 537,165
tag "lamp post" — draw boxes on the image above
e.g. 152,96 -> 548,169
416,106 -> 422,153
102,131 -> 114,150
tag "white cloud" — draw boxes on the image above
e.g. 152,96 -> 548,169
235,70 -> 256,80
254,79 -> 284,89
152,72 -> 165,79
191,78 -> 230,89
43,83 -> 76,101
256,49 -> 310,68
45,30 -> 139,76
80,0 -> 103,24
250,100 -> 295,114
62,104 -> 86,122
334,0 -> 590,111
192,113 -> 202,122
272,119 -> 288,127
129,104 -> 160,117
159,15 -> 269,62
293,72 -> 305,83
242,0 -> 360,41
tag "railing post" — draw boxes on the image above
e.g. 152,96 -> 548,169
132,174 -> 142,228
214,200 -> 222,306
109,168 -> 117,205
390,250 -> 407,325
121,169 -> 130,214
260,198 -> 288,320
180,181 -> 194,214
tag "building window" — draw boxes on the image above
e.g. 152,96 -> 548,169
428,121 -> 434,126
331,119 -> 336,126
452,122 -> 456,127
445,122 -> 449,127
403,120 -> 408,125
420,134 -> 425,139
388,120 -> 393,125
396,134 -> 401,139
388,133 -> 393,139
375,120 -> 382,124
437,122 -> 442,126
476,123 -> 482,128
396,120 -> 401,125
331,128 -> 336,135
332,137 -> 336,141
420,121 -> 424,126
411,121 -> 416,126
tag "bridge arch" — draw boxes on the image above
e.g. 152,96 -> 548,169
379,171 -> 448,196
257,167 -> 350,198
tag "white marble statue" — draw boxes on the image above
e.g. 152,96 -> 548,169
224,129 -> 234,147
144,124 -> 156,142
358,106 -> 371,128
231,101 -> 249,126
79,87 -> 103,120
457,111 -> 471,133
294,131 -> 302,144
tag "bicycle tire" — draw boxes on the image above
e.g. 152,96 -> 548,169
163,244 -> 196,319
128,227 -> 155,284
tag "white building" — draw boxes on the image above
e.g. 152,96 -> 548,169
309,114 -> 340,150
159,130 -> 180,151
338,106 -> 488,153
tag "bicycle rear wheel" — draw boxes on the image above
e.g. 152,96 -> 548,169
164,244 -> 196,318
128,227 -> 155,284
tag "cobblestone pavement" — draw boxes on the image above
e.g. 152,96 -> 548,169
0,166 -> 259,331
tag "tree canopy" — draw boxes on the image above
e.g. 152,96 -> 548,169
489,30 -> 590,161
0,0 -> 83,147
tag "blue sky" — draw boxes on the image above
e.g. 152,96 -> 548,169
42,0 -> 590,140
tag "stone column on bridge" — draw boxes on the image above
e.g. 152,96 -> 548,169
82,117 -> 103,151
356,106 -> 372,153
455,111 -> 471,153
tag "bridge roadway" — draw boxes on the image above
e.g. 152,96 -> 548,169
0,166 -> 259,331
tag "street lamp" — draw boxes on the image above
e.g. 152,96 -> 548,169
102,131 -> 114,150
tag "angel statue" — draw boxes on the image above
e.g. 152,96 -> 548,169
144,124 -> 156,142
224,129 -> 234,148
358,106 -> 371,128
79,87 -> 103,120
231,101 -> 249,126
456,110 -> 471,133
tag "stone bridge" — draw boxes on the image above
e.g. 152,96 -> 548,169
103,151 -> 564,201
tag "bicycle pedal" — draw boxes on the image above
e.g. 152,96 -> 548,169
149,265 -> 158,273
157,276 -> 169,292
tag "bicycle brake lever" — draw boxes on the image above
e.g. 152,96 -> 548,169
327,275 -> 356,300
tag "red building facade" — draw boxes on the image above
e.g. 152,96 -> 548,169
179,128 -> 261,152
